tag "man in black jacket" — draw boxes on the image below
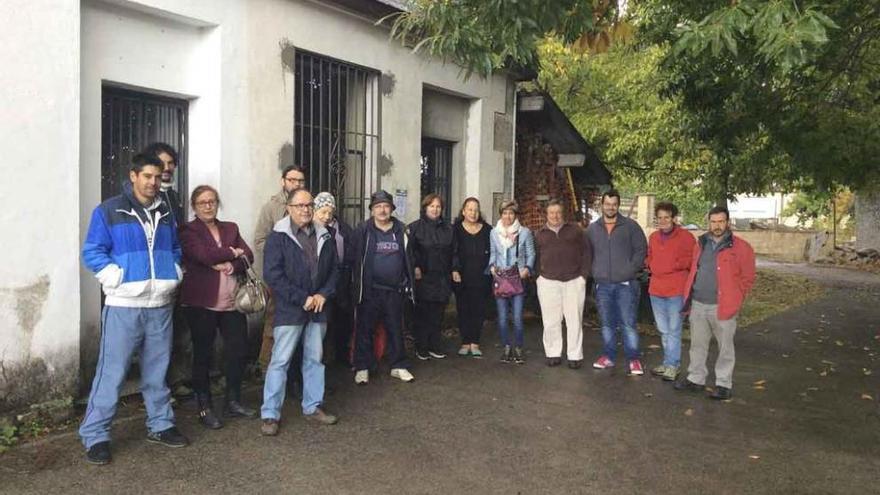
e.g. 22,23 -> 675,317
351,190 -> 416,385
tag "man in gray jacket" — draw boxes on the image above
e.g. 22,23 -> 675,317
586,190 -> 648,375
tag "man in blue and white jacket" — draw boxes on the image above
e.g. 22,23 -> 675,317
79,153 -> 188,465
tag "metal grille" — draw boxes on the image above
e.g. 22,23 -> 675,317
101,86 -> 188,209
420,138 -> 453,213
294,50 -> 379,227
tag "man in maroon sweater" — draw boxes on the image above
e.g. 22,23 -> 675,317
534,199 -> 593,368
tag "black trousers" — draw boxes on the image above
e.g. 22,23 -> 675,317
354,288 -> 408,370
327,301 -> 354,366
413,300 -> 446,353
183,306 -> 248,399
456,285 -> 490,345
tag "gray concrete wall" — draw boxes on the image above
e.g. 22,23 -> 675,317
855,189 -> 880,251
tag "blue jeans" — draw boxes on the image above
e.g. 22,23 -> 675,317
595,280 -> 641,361
650,295 -> 684,367
261,322 -> 326,419
496,294 -> 525,347
79,305 -> 175,448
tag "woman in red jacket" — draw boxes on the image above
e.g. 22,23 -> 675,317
180,185 -> 256,429
645,202 -> 696,381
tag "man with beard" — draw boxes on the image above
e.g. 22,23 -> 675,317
675,206 -> 755,400
586,190 -> 648,375
144,142 -> 184,227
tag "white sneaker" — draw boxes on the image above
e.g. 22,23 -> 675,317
390,368 -> 415,383
354,370 -> 369,385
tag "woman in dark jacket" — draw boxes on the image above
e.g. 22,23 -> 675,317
179,185 -> 256,430
451,197 -> 492,358
407,193 -> 454,361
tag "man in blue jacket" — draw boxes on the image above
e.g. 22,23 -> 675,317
260,189 -> 339,436
79,153 -> 188,465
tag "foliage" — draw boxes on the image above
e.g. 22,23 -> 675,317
389,0 -> 880,202
783,188 -> 855,235
737,269 -> 824,328
535,38 -> 711,222
0,419 -> 17,454
384,0 -> 618,78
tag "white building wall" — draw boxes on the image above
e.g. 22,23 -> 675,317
0,0 -> 82,410
1,0 -> 514,410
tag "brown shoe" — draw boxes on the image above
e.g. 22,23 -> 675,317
261,419 -> 279,436
304,408 -> 338,425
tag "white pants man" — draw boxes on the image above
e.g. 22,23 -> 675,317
537,275 -> 586,366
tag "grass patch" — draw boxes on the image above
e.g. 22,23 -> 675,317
738,269 -> 825,328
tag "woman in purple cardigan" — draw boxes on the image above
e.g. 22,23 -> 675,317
180,185 -> 256,429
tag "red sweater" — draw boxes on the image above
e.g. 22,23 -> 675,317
682,233 -> 756,320
646,227 -> 696,297
179,219 -> 253,308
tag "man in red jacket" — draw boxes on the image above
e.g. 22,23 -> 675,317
675,206 -> 756,400
646,202 -> 696,382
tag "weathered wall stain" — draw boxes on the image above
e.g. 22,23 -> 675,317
380,71 -> 396,97
0,275 -> 50,361
0,351 -> 77,414
278,142 -> 295,170
280,38 -> 296,73
378,152 -> 394,179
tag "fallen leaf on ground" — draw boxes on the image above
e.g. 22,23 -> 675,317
861,394 -> 874,401
836,340 -> 845,346
806,367 -> 813,372
647,344 -> 661,350
752,385 -> 765,391
643,393 -> 653,398
807,387 -> 820,391
819,370 -> 828,377
782,354 -> 790,358
684,408 -> 694,416
749,455 -> 761,460
821,360 -> 836,365
753,380 -> 767,386
863,369 -> 872,376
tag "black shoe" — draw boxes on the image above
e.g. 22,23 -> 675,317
195,393 -> 222,429
500,346 -> 512,363
568,360 -> 583,370
146,426 -> 189,448
85,441 -> 111,465
546,357 -> 562,367
513,347 -> 525,365
415,350 -> 431,361
709,386 -> 733,400
674,378 -> 704,392
224,400 -> 257,419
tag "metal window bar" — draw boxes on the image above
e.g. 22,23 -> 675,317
101,86 -> 188,212
294,50 -> 379,227
420,138 -> 453,215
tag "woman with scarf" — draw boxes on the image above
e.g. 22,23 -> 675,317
451,197 -> 492,358
489,200 -> 535,363
407,194 -> 454,361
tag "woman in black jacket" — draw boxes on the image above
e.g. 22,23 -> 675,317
407,193 -> 454,361
451,197 -> 492,358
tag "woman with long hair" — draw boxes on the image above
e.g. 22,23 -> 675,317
451,197 -> 492,357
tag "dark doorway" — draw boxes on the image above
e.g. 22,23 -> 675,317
420,138 -> 454,213
101,86 -> 188,209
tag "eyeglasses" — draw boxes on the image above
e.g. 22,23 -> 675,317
195,200 -> 217,207
287,203 -> 314,210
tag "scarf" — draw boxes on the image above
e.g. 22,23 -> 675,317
495,219 -> 521,250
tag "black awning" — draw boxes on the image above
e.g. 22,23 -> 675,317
517,91 -> 612,186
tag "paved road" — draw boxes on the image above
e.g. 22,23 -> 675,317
3,262 -> 880,494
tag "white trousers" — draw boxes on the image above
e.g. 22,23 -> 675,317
537,276 -> 586,360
